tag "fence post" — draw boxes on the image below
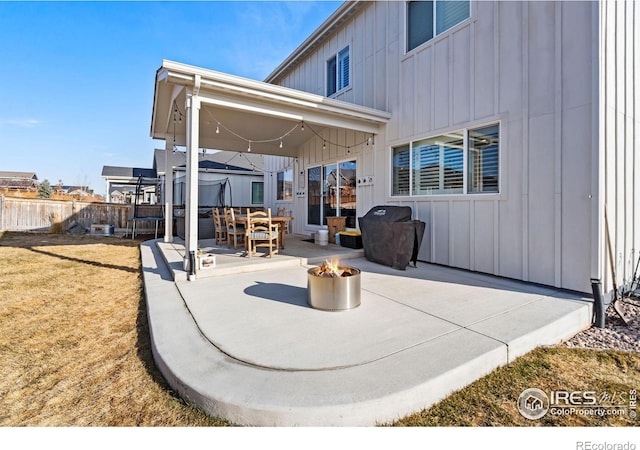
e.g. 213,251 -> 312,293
0,194 -> 4,231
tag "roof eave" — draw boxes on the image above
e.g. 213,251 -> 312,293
151,58 -> 390,140
264,1 -> 366,84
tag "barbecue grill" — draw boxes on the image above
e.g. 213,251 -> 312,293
358,206 -> 425,270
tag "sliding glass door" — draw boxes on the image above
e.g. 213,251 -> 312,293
323,164 -> 338,224
337,161 -> 356,227
307,166 -> 322,226
307,160 -> 356,227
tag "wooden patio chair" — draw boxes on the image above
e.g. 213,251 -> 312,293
225,207 -> 245,249
246,208 -> 279,258
276,207 -> 291,234
212,207 -> 227,245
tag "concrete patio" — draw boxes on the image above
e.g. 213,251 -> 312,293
140,235 -> 593,426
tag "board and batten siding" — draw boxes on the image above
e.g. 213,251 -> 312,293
263,156 -> 298,232
599,0 -> 639,296
274,1 -> 610,293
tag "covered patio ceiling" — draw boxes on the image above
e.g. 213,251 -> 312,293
150,60 -> 391,158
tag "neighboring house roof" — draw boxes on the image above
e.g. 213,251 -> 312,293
101,166 -> 158,179
153,149 -> 264,174
0,171 -> 38,180
63,186 -> 94,195
178,159 -> 256,172
0,171 -> 39,189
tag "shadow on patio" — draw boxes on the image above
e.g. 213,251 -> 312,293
140,235 -> 593,425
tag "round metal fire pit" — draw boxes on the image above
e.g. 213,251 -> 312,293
307,266 -> 361,311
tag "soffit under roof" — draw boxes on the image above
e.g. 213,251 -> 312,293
151,60 -> 390,158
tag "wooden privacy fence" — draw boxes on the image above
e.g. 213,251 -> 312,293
0,196 -> 140,232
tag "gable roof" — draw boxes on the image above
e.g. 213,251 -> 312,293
0,171 -> 38,180
265,1 -> 364,84
101,166 -> 157,179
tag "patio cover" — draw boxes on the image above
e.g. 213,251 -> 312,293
150,60 -> 390,279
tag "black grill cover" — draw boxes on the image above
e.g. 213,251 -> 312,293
358,206 -> 425,270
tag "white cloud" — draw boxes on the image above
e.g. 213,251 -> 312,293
4,118 -> 42,128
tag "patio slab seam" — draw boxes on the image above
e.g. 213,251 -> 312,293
141,238 -> 593,426
359,285 -> 567,352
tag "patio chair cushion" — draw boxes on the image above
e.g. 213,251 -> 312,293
250,231 -> 277,240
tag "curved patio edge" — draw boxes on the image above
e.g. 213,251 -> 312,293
139,239 -> 592,426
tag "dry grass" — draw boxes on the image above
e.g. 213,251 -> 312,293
1,231 -> 638,427
0,232 -> 228,426
394,347 -> 639,426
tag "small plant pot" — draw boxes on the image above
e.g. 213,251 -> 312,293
198,254 -> 216,270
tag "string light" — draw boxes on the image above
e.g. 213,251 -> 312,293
172,100 -> 183,123
303,121 -> 375,152
172,100 -> 183,153
205,108 -> 300,151
200,108 -> 376,164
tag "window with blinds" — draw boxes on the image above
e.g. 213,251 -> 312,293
327,46 -> 350,96
412,132 -> 464,195
407,0 -> 470,52
393,145 -> 410,196
338,47 -> 350,91
468,125 -> 499,193
392,124 -> 499,196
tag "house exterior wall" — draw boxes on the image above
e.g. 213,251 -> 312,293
598,0 -> 639,295
263,156 -> 297,229
271,0 -> 602,293
170,170 -> 264,208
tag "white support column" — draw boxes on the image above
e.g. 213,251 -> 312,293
184,91 -> 200,279
164,141 -> 174,243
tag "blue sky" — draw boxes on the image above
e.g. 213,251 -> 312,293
0,1 -> 341,194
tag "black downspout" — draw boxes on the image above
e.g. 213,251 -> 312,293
590,278 -> 606,328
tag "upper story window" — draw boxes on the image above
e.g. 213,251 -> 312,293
327,46 -> 350,96
392,124 -> 499,196
407,1 -> 470,52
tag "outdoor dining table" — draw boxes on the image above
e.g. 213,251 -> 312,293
234,214 -> 293,250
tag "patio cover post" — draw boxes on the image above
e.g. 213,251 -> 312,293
184,90 -> 200,279
164,140 -> 174,243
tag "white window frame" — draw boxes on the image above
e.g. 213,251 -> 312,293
326,45 -> 350,97
406,0 -> 471,54
390,122 -> 500,198
251,181 -> 264,205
